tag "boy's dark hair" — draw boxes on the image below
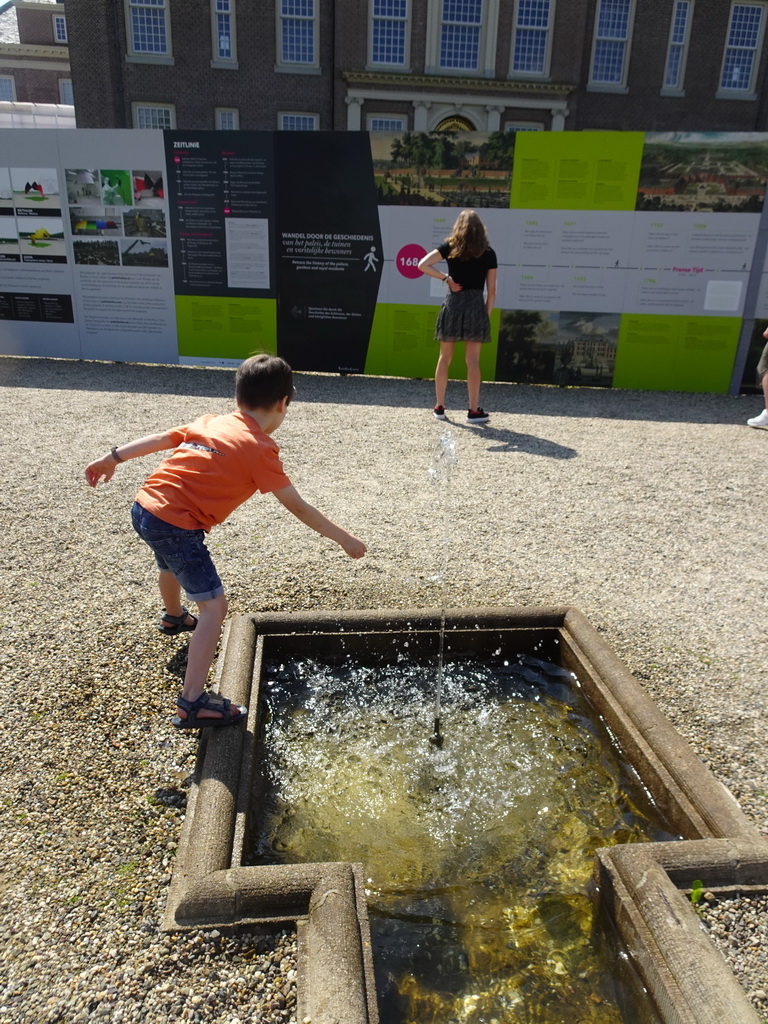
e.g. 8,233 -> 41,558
236,354 -> 294,409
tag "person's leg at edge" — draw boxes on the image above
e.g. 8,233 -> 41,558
158,569 -> 196,628
748,369 -> 768,425
465,341 -> 483,411
174,592 -> 244,721
435,339 -> 455,408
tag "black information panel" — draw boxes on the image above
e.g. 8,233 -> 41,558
0,292 -> 74,323
164,131 -> 276,298
274,132 -> 383,373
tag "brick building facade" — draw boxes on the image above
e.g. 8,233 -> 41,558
64,0 -> 768,134
0,1 -> 71,105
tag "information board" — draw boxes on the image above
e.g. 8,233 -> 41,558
2,127 -> 768,393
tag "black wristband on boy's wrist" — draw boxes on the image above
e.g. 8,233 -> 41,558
111,446 -> 124,463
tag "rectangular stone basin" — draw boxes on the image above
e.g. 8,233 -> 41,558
163,606 -> 768,1024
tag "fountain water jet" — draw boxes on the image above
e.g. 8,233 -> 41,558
428,430 -> 457,749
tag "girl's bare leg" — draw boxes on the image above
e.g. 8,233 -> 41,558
465,341 -> 483,410
435,340 -> 455,406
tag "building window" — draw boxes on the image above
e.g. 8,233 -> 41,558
133,103 -> 175,128
511,0 -> 553,75
440,0 -> 483,70
279,0 -> 317,65
216,107 -> 239,129
212,0 -> 236,61
59,79 -> 74,105
590,0 -> 635,86
280,112 -> 318,130
0,77 -> 15,102
425,0 -> 499,77
53,14 -> 68,43
371,0 -> 408,66
663,1 -> 692,90
719,3 -> 765,93
128,0 -> 170,56
368,115 -> 406,130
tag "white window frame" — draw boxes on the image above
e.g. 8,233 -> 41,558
368,0 -> 411,69
717,2 -> 767,98
212,0 -> 237,66
216,107 -> 240,129
52,13 -> 68,44
125,0 -> 174,64
662,0 -> 693,94
425,0 -> 500,77
276,0 -> 319,72
588,0 -> 636,91
510,0 -> 554,78
0,76 -> 16,102
367,114 -> 407,131
59,79 -> 74,105
132,102 -> 176,129
279,112 -> 319,130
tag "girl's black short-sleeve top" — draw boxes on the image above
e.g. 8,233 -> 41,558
437,243 -> 497,290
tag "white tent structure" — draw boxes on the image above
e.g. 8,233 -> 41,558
0,100 -> 75,128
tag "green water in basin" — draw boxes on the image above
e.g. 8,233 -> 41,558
248,651 -> 670,1024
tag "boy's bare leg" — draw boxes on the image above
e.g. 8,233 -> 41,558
175,593 -> 245,721
158,570 -> 196,628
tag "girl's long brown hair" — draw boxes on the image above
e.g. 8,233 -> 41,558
445,209 -> 489,261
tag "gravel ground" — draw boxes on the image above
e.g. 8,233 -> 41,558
1,354 -> 767,1022
699,894 -> 768,1016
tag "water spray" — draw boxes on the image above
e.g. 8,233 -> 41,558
429,606 -> 447,748
429,717 -> 444,747
428,431 -> 457,748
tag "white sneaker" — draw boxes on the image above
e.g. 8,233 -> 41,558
747,409 -> 768,428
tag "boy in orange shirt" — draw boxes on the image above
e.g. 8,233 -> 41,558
85,354 -> 366,730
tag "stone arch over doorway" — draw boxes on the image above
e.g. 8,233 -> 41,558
434,114 -> 476,131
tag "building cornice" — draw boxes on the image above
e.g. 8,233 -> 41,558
342,70 -> 574,97
0,43 -> 69,60
14,1 -> 66,9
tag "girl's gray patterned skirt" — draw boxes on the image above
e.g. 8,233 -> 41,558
434,288 -> 491,344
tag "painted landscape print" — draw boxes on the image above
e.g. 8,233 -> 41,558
370,130 -> 516,208
636,132 -> 768,213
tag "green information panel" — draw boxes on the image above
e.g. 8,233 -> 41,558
613,314 -> 742,393
510,132 -> 646,212
176,296 -> 277,360
365,303 -> 500,381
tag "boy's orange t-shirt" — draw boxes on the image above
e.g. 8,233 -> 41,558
135,411 -> 291,532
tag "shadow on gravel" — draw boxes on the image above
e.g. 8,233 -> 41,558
0,356 -> 756,425
166,646 -> 189,679
449,421 -> 578,458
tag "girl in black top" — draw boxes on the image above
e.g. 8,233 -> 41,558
418,209 -> 497,423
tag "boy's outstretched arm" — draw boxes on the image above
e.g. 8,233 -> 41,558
84,432 -> 176,487
273,485 -> 366,558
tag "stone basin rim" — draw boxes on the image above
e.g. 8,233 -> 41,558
163,605 -> 768,1024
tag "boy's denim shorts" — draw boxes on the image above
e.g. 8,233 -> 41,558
131,501 -> 224,602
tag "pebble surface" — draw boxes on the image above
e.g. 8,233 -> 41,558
1,356 -> 767,1022
699,894 -> 768,1017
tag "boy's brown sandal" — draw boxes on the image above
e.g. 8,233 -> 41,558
158,608 -> 198,635
172,691 -> 247,730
